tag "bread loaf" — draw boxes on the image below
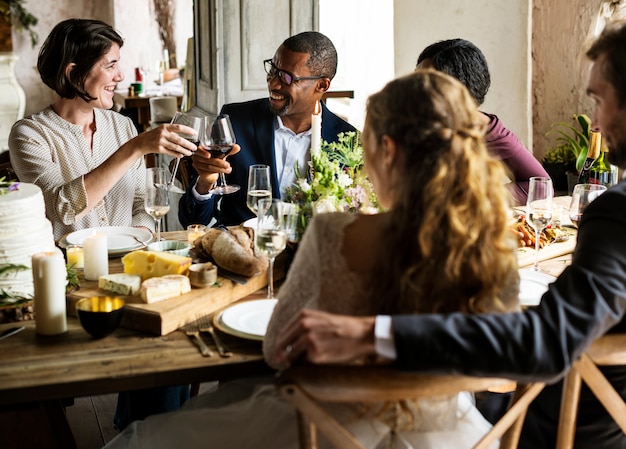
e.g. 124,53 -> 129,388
194,225 -> 267,277
212,231 -> 268,277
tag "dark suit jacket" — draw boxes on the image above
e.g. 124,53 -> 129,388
391,180 -> 626,448
178,98 -> 356,227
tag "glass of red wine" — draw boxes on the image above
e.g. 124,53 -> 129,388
569,183 -> 607,228
168,112 -> 202,194
207,114 -> 240,195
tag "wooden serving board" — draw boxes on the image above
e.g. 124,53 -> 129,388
67,258 -> 280,336
517,227 -> 577,268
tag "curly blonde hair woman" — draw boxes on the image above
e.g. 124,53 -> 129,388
366,69 -> 519,315
105,70 -> 519,449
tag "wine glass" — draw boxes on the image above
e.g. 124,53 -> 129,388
246,164 -> 272,216
208,114 -> 240,195
145,167 -> 171,242
569,184 -> 607,228
526,177 -> 554,271
168,112 -> 203,194
255,199 -> 293,299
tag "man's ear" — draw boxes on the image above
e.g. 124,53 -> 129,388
316,77 -> 330,94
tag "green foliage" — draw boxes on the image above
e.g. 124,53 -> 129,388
0,0 -> 39,48
542,144 -> 577,166
546,114 -> 592,173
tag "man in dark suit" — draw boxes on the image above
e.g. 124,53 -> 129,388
272,21 -> 626,448
179,31 -> 356,227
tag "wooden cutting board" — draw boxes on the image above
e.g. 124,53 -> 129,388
517,227 -> 577,268
67,258 -> 282,336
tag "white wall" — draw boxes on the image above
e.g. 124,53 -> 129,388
394,0 -> 532,149
319,0 -> 395,131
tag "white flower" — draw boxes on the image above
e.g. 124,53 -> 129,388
313,197 -> 339,215
296,179 -> 311,192
337,172 -> 353,188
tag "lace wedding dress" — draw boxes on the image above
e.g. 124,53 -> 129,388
105,213 -> 498,449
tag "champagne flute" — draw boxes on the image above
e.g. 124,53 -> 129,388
208,114 -> 240,195
246,164 -> 272,216
256,199 -> 292,299
145,167 -> 171,242
526,177 -> 554,271
168,112 -> 203,194
569,183 -> 607,228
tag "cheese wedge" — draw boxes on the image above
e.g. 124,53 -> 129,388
122,250 -> 192,280
98,273 -> 142,296
140,274 -> 192,303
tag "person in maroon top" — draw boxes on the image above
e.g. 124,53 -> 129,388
416,38 -> 549,206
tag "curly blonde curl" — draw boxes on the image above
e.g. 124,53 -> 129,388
367,69 -> 518,315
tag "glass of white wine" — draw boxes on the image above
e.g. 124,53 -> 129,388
255,198 -> 292,299
246,164 -> 272,217
145,167 -> 171,242
526,176 -> 553,271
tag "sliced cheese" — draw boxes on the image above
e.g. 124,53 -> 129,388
98,273 -> 142,296
122,250 -> 192,280
140,274 -> 192,304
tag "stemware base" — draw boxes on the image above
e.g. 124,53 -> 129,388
210,184 -> 241,195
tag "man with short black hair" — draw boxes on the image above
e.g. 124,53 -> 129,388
178,31 -> 356,227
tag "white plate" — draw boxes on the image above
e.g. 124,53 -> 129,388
243,217 -> 257,229
65,227 -> 153,255
214,299 -> 277,341
519,269 -> 556,307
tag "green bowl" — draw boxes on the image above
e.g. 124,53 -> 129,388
76,296 -> 125,338
147,240 -> 191,257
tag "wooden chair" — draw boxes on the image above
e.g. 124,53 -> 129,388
557,333 -> 626,448
278,365 -> 546,449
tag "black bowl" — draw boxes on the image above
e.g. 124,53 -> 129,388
76,296 -> 125,338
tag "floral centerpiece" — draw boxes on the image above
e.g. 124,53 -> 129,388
284,131 -> 379,238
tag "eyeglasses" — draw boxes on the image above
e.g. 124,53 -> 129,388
263,59 -> 325,86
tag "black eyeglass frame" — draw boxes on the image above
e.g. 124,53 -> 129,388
263,59 -> 326,86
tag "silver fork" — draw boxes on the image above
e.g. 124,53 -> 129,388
182,322 -> 213,357
197,314 -> 233,357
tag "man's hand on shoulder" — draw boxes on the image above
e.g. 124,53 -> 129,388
272,309 -> 376,367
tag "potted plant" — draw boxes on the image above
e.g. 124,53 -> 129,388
543,114 -> 592,193
0,0 -> 38,52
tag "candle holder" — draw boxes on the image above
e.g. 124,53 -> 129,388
66,245 -> 84,270
187,224 -> 207,246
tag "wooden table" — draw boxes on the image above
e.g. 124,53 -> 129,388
0,304 -> 272,407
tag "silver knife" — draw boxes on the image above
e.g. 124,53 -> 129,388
0,326 -> 25,341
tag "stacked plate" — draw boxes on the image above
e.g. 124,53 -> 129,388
62,226 -> 153,257
213,299 -> 277,341
519,269 -> 556,307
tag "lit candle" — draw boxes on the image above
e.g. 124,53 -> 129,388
83,233 -> 108,281
32,249 -> 67,335
311,100 -> 322,157
66,245 -> 84,269
187,224 -> 207,246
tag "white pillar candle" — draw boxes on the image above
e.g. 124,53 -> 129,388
32,249 -> 67,335
83,233 -> 108,281
310,101 -> 322,157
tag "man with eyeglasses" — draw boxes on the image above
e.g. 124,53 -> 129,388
178,31 -> 356,228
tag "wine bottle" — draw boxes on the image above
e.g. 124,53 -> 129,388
578,131 -> 601,184
589,133 -> 618,187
